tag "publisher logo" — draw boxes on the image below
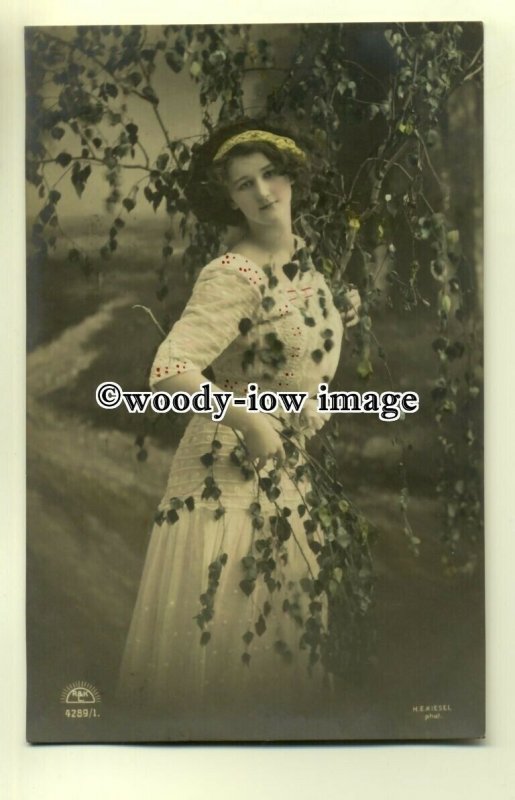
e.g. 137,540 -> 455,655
60,681 -> 101,705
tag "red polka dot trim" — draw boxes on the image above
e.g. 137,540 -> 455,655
152,358 -> 188,380
226,255 -> 264,287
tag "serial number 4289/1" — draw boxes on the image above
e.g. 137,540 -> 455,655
65,708 -> 100,719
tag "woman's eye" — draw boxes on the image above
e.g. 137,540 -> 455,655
263,169 -> 277,178
238,180 -> 252,190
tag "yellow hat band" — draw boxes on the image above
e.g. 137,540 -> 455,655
213,130 -> 306,162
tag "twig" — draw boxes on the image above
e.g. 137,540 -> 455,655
137,55 -> 182,171
416,131 -> 445,190
132,305 -> 167,337
360,139 -> 412,223
347,158 -> 378,204
340,227 -> 358,273
467,43 -> 483,70
463,63 -> 483,83
38,155 -> 151,172
341,59 -> 388,93
242,67 -> 289,74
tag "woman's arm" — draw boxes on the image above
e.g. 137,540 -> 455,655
149,258 -> 284,468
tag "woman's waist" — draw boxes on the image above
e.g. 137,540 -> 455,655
173,411 -> 305,453
159,414 -> 310,511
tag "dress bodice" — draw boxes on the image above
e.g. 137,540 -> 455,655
150,250 -> 343,400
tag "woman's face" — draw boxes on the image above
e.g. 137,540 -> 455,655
225,151 -> 292,228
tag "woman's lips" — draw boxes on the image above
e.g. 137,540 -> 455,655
260,201 -> 276,210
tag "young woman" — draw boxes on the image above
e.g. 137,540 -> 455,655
118,121 -> 360,726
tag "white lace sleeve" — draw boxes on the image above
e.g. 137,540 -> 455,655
149,255 -> 264,389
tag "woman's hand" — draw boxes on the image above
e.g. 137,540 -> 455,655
242,414 -> 285,471
300,398 -> 331,438
341,287 -> 361,328
156,370 -> 285,470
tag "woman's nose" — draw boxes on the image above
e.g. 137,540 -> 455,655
255,178 -> 271,199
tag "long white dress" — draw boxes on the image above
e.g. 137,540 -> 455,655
118,249 -> 344,726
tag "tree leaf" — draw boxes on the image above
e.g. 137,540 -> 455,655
39,204 -> 54,225
239,317 -> 252,335
142,85 -> 159,105
56,152 -> 72,167
125,123 -> 138,144
255,614 -> 266,636
357,359 -> 373,379
156,153 -> 170,171
165,51 -> 183,73
67,248 -> 80,263
167,508 -> 179,524
239,578 -> 255,597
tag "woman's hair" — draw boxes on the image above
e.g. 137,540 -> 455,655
185,119 -> 311,227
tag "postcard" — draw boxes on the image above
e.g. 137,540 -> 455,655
25,21 -> 484,742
